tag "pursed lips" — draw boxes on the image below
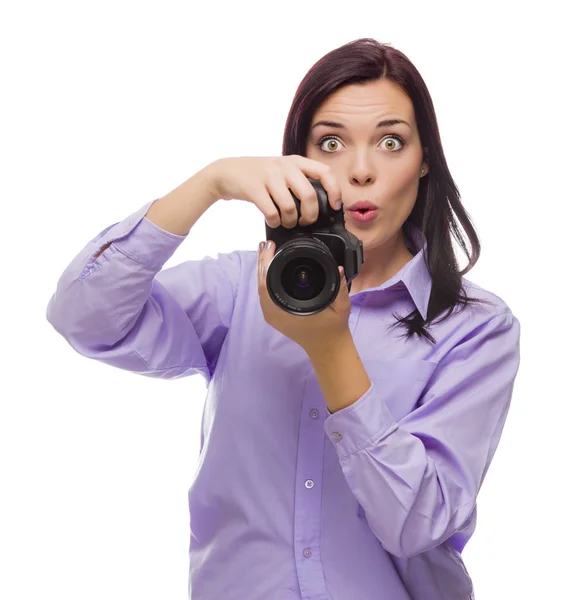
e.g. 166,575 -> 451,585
346,202 -> 378,212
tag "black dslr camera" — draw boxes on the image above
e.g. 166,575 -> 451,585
264,177 -> 364,316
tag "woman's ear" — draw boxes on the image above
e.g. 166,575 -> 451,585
422,147 -> 429,175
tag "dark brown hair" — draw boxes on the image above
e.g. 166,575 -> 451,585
282,38 -> 491,344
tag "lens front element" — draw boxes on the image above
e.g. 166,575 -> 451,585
266,237 -> 339,316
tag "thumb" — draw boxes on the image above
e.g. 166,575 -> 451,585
338,266 -> 350,296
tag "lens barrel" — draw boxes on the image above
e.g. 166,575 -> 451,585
266,237 -> 340,316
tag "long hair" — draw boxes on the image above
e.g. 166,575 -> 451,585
282,38 -> 491,344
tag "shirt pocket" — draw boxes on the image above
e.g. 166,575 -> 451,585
361,358 -> 438,422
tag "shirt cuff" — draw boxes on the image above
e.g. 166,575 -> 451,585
324,381 -> 399,459
82,199 -> 188,275
111,214 -> 187,271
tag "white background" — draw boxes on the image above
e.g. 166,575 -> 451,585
2,1 -> 572,598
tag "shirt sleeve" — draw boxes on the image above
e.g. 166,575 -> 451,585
323,310 -> 521,559
46,200 -> 243,384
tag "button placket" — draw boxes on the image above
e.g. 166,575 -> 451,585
293,375 -> 328,596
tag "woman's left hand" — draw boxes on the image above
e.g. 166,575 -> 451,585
257,240 -> 352,353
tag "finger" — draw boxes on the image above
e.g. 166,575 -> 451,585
289,156 -> 341,211
252,188 -> 281,228
284,164 -> 320,226
257,241 -> 263,277
258,242 -> 265,282
338,267 -> 348,296
266,180 -> 299,229
339,267 -> 352,299
261,240 -> 275,266
323,171 -> 343,211
258,240 -> 275,282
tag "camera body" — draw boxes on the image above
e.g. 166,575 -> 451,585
264,177 -> 364,316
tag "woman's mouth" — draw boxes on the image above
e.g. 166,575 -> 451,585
348,208 -> 378,223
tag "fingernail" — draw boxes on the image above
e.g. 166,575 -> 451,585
335,200 -> 342,210
259,241 -> 265,252
266,241 -> 273,250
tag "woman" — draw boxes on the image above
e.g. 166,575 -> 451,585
46,38 -> 521,600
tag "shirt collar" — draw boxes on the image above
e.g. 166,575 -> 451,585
364,224 -> 432,321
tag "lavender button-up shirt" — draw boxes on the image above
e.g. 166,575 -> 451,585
46,200 -> 521,600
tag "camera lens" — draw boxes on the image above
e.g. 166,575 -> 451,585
281,257 -> 326,301
266,237 -> 340,315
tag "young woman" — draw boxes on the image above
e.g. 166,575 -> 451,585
47,38 -> 521,600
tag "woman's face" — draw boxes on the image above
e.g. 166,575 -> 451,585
305,78 -> 428,255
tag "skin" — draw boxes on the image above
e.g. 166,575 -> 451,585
304,78 -> 429,295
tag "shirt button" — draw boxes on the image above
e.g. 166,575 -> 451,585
332,432 -> 343,442
309,408 -> 319,419
303,548 -> 312,558
305,479 -> 315,489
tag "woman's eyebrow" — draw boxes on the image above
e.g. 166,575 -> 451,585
311,118 -> 411,130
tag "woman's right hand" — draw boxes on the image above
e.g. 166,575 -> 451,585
207,155 -> 342,229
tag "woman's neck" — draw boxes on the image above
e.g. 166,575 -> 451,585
349,242 -> 415,296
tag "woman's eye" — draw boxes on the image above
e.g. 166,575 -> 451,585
320,137 -> 342,153
381,136 -> 404,151
318,135 -> 404,153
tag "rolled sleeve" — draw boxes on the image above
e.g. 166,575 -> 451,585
79,200 -> 187,280
323,311 -> 521,559
324,382 -> 398,458
46,199 -> 244,383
